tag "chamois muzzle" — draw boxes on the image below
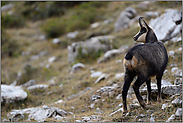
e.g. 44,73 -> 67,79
133,32 -> 143,41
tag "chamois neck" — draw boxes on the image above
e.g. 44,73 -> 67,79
145,28 -> 158,43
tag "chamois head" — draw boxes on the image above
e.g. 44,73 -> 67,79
133,17 -> 158,43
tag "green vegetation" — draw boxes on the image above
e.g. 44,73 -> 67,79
1,1 -> 182,122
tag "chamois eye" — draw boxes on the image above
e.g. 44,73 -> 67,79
140,27 -> 147,33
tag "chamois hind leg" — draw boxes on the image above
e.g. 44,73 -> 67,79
156,75 -> 163,102
132,75 -> 148,109
146,78 -> 152,104
122,72 -> 135,114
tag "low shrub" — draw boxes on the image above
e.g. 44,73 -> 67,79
1,29 -> 22,58
1,14 -> 25,28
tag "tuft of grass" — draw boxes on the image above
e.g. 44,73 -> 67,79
1,14 -> 25,28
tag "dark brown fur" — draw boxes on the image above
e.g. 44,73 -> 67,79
122,17 -> 168,114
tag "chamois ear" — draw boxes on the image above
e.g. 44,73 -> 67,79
139,17 -> 144,27
142,20 -> 150,29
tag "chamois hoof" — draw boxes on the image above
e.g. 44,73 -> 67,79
140,102 -> 147,109
157,97 -> 163,103
122,110 -> 128,115
147,100 -> 152,105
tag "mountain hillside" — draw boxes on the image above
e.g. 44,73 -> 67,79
1,1 -> 182,122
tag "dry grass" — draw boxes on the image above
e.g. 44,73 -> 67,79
1,1 -> 182,122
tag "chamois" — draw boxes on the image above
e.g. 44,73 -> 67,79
122,17 -> 168,114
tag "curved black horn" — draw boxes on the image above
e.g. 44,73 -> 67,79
139,17 -> 144,27
142,20 -> 150,29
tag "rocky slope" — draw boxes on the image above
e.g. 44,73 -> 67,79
1,1 -> 182,122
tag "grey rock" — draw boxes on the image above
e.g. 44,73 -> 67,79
115,7 -> 137,31
90,22 -> 101,28
70,63 -> 85,74
8,105 -> 67,122
149,9 -> 182,41
9,113 -> 24,122
171,97 -> 182,106
162,103 -> 169,110
68,35 -> 114,64
52,38 -> 61,44
48,56 -> 56,63
91,95 -> 101,101
21,51 -> 30,56
166,114 -> 175,122
95,73 -> 109,84
38,35 -> 46,41
162,85 -> 182,95
115,73 -> 125,80
20,79 -> 36,88
67,87 -> 92,100
140,80 -> 182,96
1,84 -> 27,104
91,71 -> 103,78
137,1 -> 152,10
175,108 -> 182,117
145,11 -> 159,19
116,94 -> 122,100
97,45 -> 129,63
67,31 -> 79,39
27,84 -> 49,91
130,103 -> 140,109
109,108 -> 123,116
1,4 -> 14,11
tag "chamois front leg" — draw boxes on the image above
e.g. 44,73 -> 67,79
146,78 -> 152,104
132,75 -> 147,109
156,75 -> 163,102
122,72 -> 135,114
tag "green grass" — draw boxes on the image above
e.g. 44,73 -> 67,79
1,1 -> 182,122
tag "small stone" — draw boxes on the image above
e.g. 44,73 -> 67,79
162,103 -> 169,110
48,56 -> 56,63
70,63 -> 85,74
130,103 -> 140,109
91,71 -> 103,78
95,74 -> 109,84
67,31 -> 79,39
166,114 -> 175,122
175,108 -> 182,117
109,108 -> 123,116
27,84 -> 49,91
115,73 -> 125,79
90,22 -> 100,28
171,98 -> 182,106
55,100 -> 64,104
116,94 -> 122,100
52,38 -> 61,44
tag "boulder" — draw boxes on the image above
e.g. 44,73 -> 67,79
97,45 -> 129,63
114,7 -> 137,31
1,4 -> 14,11
8,105 -> 67,122
67,35 -> 114,64
140,80 -> 182,96
149,9 -> 182,41
1,84 -> 27,103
